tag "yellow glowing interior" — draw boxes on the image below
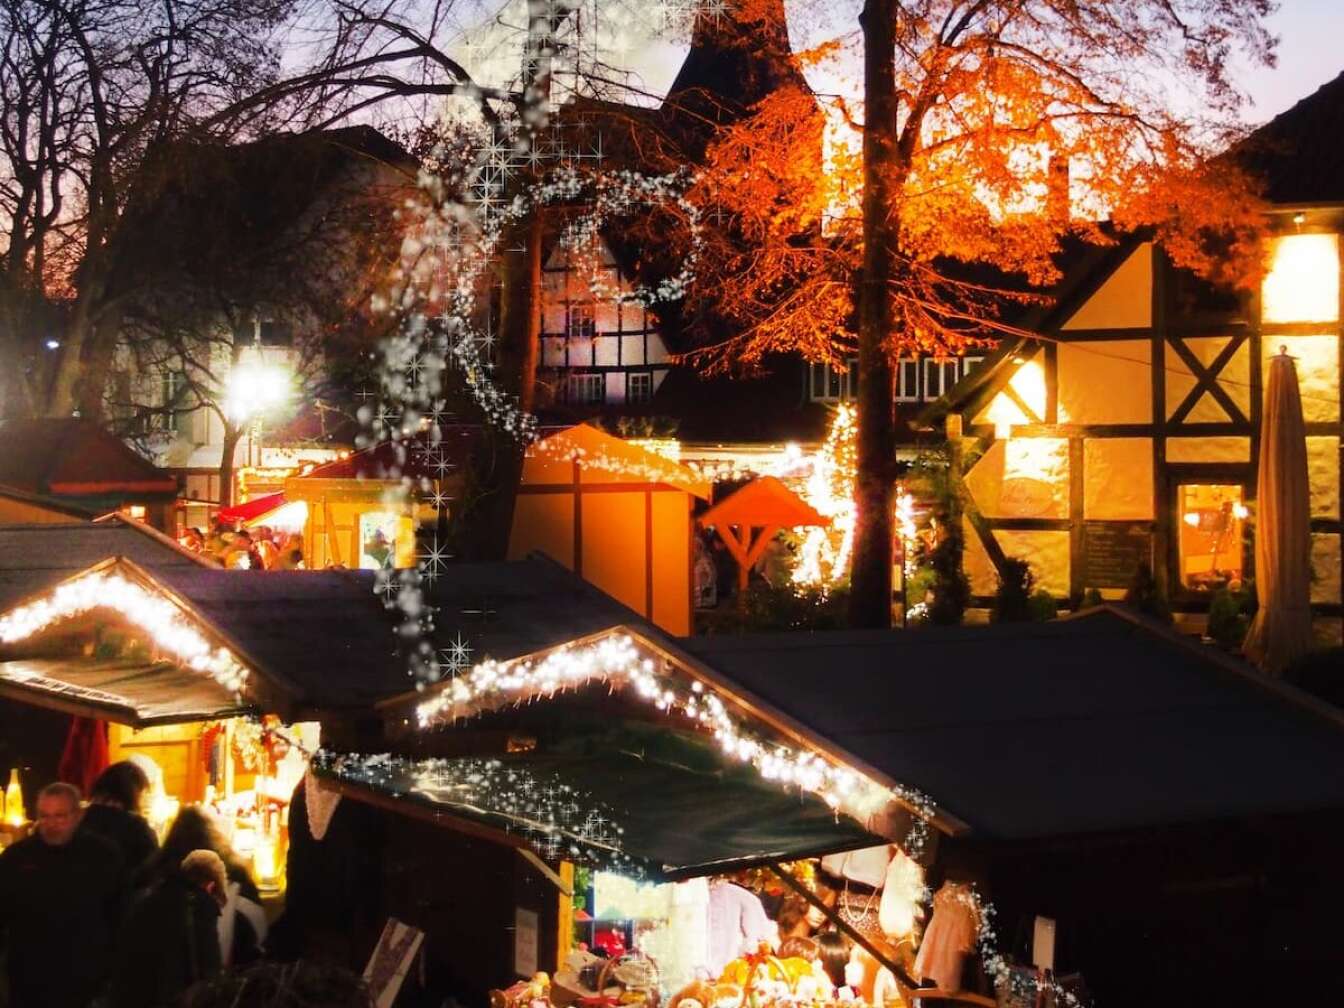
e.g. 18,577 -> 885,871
979,358 -> 1057,438
358,511 -> 416,570
1177,484 -> 1245,591
246,499 -> 308,534
1262,233 -> 1340,325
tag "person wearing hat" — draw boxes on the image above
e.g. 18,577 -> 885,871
111,849 -> 228,1008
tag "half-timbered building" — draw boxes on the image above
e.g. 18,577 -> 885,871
925,72 -> 1344,644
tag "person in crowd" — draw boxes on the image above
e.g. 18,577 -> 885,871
112,849 -> 228,1008
81,760 -> 159,878
0,782 -> 124,1008
144,805 -> 260,901
179,527 -> 205,553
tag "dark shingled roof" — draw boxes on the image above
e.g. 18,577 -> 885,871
0,517 -> 211,611
152,554 -> 649,711
681,607 -> 1344,841
1235,70 -> 1344,206
0,419 -> 177,497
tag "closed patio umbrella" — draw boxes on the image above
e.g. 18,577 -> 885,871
1243,347 -> 1313,675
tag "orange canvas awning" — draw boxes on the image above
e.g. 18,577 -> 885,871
699,476 -> 828,530
527,424 -> 711,499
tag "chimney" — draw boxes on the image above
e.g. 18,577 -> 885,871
1047,154 -> 1070,228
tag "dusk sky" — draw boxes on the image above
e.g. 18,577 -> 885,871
617,0 -> 1343,129
1241,0 -> 1342,122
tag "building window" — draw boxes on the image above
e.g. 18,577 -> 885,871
962,356 -> 985,378
158,372 -> 185,433
1177,484 -> 1247,592
567,304 -> 596,341
627,372 -> 653,403
567,373 -> 605,405
922,358 -> 961,401
896,359 -> 921,402
258,319 -> 292,347
808,358 -> 858,402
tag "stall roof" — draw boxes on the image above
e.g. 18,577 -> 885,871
0,517 -> 214,610
0,551 -> 655,724
679,607 -> 1344,841
0,419 -> 178,496
0,658 -> 249,727
700,476 -> 828,529
316,724 -> 884,881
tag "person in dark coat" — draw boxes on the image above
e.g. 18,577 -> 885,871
111,849 -> 227,1008
80,761 -> 158,880
140,805 -> 259,901
0,782 -> 124,1008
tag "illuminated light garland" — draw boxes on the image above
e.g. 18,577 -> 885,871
794,405 -> 858,588
0,572 -> 249,692
313,752 -> 645,877
414,632 -> 935,845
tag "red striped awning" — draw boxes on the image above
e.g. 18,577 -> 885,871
217,492 -> 286,523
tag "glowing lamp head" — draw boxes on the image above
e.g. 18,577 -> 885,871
226,361 -> 292,423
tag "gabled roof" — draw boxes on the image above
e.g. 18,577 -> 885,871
680,606 -> 1344,841
0,516 -> 214,611
700,475 -> 827,529
526,424 -> 712,498
1234,70 -> 1344,206
0,484 -> 99,520
0,419 -> 178,497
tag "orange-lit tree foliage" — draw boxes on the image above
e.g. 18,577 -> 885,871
680,0 -> 1273,627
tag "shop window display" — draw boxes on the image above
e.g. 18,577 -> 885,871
358,511 -> 416,570
1177,484 -> 1247,591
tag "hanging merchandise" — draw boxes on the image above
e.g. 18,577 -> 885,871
914,882 -> 981,992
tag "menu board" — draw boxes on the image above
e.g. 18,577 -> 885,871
1081,522 -> 1152,589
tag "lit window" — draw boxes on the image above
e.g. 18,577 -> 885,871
124,505 -> 147,520
627,372 -> 653,403
567,373 -> 605,405
1177,484 -> 1247,591
1262,233 -> 1339,324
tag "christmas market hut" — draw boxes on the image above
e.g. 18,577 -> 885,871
0,536 -> 414,893
508,423 -> 712,635
307,602 -> 1344,1008
0,419 -> 181,531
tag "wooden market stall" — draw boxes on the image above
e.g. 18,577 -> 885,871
305,601 -> 1344,1008
282,430 -> 473,570
508,424 -> 711,635
0,546 -> 413,891
698,476 -> 829,597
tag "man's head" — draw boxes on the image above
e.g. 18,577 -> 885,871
35,782 -> 82,846
180,849 -> 229,907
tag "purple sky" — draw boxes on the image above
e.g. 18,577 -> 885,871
1240,1 -> 1342,123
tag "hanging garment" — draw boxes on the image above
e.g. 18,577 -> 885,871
878,849 -> 926,939
914,882 -> 980,991
707,881 -> 777,977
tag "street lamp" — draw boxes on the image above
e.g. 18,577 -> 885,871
225,360 -> 292,468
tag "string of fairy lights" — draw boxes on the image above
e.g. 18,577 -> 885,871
0,570 -> 249,692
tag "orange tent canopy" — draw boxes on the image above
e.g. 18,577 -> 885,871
527,424 -> 712,499
699,476 -> 828,530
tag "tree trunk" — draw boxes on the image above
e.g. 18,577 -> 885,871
848,0 -> 898,629
466,211 -> 543,561
75,311 -> 124,422
218,421 -> 244,508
